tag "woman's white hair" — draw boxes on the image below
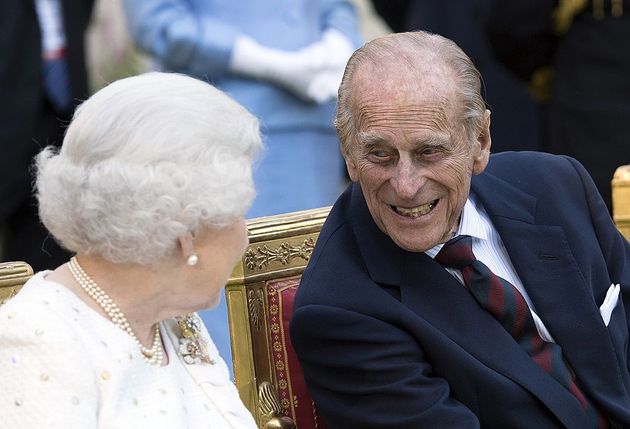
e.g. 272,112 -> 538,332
36,72 -> 262,266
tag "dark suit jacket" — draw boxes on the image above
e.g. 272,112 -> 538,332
0,0 -> 93,218
291,152 -> 630,428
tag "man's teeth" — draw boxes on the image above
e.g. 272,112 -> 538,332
394,200 -> 437,217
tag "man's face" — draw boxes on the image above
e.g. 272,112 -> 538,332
344,70 -> 491,252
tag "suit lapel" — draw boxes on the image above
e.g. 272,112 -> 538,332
350,183 -> 406,286
400,251 -> 587,427
472,171 -> 626,409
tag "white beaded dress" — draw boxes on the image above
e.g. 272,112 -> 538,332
0,272 -> 257,429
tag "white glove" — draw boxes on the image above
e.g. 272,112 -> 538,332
229,29 -> 354,104
297,29 -> 354,103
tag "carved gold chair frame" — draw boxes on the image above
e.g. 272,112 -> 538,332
0,261 -> 33,306
612,165 -> 630,241
226,207 -> 330,429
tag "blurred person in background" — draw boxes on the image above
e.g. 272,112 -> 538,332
0,0 -> 94,270
122,0 -> 362,375
0,72 -> 260,428
487,0 -> 630,210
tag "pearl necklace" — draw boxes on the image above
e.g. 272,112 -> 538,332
68,256 -> 163,366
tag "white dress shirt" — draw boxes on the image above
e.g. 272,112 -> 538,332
425,196 -> 556,342
35,0 -> 67,57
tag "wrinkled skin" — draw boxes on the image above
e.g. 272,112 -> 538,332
343,64 -> 491,252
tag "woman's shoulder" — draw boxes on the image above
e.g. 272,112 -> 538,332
2,272 -> 67,320
0,273 -> 101,427
0,273 -> 96,365
0,272 -> 84,332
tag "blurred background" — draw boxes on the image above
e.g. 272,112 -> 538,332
85,0 -> 391,92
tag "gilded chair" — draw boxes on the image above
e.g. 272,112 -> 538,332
612,165 -> 630,241
0,261 -> 33,306
226,207 -> 330,429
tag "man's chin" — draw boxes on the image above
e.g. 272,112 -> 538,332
390,234 -> 439,253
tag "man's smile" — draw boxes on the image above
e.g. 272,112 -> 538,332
391,199 -> 439,218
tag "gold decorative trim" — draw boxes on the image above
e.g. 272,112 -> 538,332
0,261 -> 33,306
528,67 -> 554,103
248,288 -> 264,332
258,381 -> 296,429
266,279 -> 302,424
553,0 -> 588,34
225,207 -> 330,427
0,288 -> 19,307
225,285 -> 257,415
245,239 -> 316,271
612,165 -> 630,241
593,0 -> 605,19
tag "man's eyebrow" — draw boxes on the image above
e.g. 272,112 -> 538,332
356,131 -> 385,146
418,135 -> 451,147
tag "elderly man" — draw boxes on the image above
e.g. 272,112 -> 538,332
290,31 -> 630,428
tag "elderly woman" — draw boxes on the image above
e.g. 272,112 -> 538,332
0,72 -> 260,427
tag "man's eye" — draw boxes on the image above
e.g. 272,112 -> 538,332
420,147 -> 444,158
371,150 -> 388,158
367,150 -> 391,162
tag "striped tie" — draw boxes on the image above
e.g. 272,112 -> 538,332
436,235 -> 606,428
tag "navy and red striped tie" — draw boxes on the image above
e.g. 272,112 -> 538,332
436,235 -> 606,428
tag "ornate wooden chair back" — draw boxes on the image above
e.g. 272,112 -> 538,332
0,261 -> 33,307
226,207 -> 330,429
612,165 -> 630,241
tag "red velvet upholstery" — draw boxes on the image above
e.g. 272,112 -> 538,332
266,277 -> 328,429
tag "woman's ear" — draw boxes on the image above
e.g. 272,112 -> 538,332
178,231 -> 195,260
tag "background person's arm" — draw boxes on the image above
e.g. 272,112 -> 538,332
122,0 -> 359,103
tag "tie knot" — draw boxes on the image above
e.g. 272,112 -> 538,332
435,235 -> 475,269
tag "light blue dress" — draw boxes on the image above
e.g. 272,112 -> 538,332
123,0 -> 362,376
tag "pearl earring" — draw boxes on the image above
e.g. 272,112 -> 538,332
187,253 -> 199,266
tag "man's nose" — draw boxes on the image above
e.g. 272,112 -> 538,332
391,161 -> 423,199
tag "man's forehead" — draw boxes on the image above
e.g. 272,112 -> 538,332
357,128 -> 451,147
351,74 -> 454,131
351,61 -> 454,109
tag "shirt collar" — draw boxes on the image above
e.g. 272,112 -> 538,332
425,195 -> 489,258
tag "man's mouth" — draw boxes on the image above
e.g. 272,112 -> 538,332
392,199 -> 438,218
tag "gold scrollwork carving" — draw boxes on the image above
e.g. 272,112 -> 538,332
247,288 -> 264,331
258,381 -> 296,429
0,288 -> 19,307
245,238 -> 316,271
553,0 -> 588,33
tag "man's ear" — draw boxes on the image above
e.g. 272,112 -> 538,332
472,109 -> 492,175
342,144 -> 359,181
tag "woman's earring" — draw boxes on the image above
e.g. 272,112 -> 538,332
187,253 -> 199,266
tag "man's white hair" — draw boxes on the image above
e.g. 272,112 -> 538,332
36,72 -> 262,266
336,31 -> 486,155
